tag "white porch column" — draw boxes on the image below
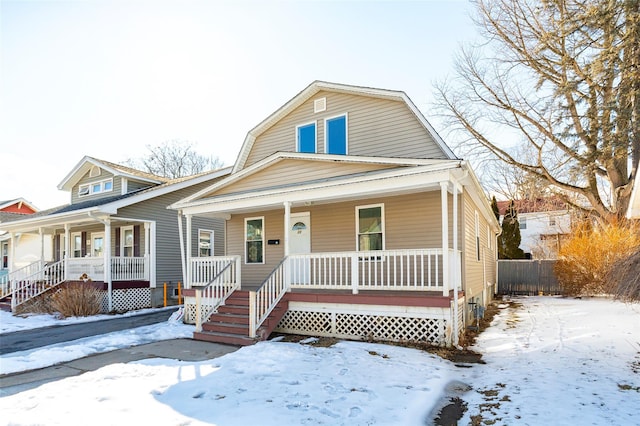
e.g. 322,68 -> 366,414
64,224 -> 71,281
39,228 -> 45,264
185,214 -> 192,289
149,221 -> 156,288
9,232 -> 16,274
452,183 -> 459,346
104,219 -> 112,312
177,211 -> 187,288
440,182 -> 449,296
283,201 -> 291,257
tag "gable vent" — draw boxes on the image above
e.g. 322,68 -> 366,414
314,97 -> 326,113
89,165 -> 101,178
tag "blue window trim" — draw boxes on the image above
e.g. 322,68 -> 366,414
296,122 -> 317,153
325,114 -> 348,155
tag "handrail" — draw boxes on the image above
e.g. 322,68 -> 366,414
11,259 -> 66,309
1,260 -> 44,297
194,257 -> 240,332
249,256 -> 290,338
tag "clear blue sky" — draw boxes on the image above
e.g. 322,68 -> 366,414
1,0 -> 477,209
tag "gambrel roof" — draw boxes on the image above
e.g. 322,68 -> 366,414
232,81 -> 457,173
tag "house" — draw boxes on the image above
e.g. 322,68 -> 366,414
0,156 -> 230,312
170,81 -> 500,347
497,198 -> 572,259
0,198 -> 40,284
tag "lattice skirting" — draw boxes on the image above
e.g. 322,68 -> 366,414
98,288 -> 151,313
275,303 -> 454,346
183,296 -> 215,325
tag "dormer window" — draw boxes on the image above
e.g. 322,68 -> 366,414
325,114 -> 348,155
296,122 -> 317,153
89,165 -> 101,177
78,178 -> 113,197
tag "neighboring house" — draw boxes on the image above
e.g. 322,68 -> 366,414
0,199 -> 40,283
497,198 -> 572,259
627,162 -> 640,219
0,156 -> 230,312
170,81 -> 500,347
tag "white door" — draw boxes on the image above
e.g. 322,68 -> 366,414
289,212 -> 310,284
92,233 -> 104,257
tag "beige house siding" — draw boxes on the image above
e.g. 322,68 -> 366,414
206,159 -> 401,198
225,191 -> 456,287
71,170 -> 120,204
243,90 -> 448,169
461,191 -> 496,308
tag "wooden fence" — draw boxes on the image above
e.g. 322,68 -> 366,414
497,260 -> 562,295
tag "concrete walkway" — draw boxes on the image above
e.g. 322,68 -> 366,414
0,338 -> 240,397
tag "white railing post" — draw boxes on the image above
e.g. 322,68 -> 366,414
351,253 -> 359,294
235,256 -> 241,288
248,291 -> 257,338
195,287 -> 202,332
440,182 -> 450,296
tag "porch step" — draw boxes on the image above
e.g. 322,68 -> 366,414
193,330 -> 256,346
193,289 -> 289,346
0,296 -> 11,312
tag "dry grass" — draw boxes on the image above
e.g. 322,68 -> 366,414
555,219 -> 640,296
51,282 -> 102,318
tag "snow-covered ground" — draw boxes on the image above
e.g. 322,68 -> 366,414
0,297 -> 638,425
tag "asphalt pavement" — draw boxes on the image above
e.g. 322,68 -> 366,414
0,307 -> 180,355
0,308 -> 241,397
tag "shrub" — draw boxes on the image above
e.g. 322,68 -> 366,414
555,219 -> 640,296
608,248 -> 640,302
51,282 -> 103,318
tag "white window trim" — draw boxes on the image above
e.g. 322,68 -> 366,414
121,226 -> 134,257
71,232 -> 83,258
295,121 -> 317,153
324,113 -> 349,155
1,241 -> 9,270
355,203 -> 385,251
245,216 -> 265,264
198,229 -> 215,257
79,178 -> 113,197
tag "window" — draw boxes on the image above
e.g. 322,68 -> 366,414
72,233 -> 82,258
325,114 -> 347,155
1,242 -> 8,269
475,211 -> 480,261
357,204 -> 384,251
199,229 -> 214,257
78,178 -> 113,197
122,227 -> 134,257
296,122 -> 316,153
245,217 -> 264,264
519,217 -> 527,230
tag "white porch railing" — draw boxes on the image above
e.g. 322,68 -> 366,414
247,248 -> 463,338
1,260 -> 45,297
193,256 -> 241,332
67,257 -> 105,281
111,256 -> 148,281
249,257 -> 290,338
190,256 -> 241,288
289,249 -> 462,293
11,259 -> 66,309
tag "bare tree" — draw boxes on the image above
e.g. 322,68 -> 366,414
125,140 -> 224,179
435,0 -> 640,220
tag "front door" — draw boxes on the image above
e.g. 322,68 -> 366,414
92,233 -> 104,257
289,212 -> 310,284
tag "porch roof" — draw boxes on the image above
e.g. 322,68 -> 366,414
174,158 -> 464,216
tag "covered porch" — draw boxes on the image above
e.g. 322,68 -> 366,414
0,211 -> 155,312
175,159 -> 470,346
